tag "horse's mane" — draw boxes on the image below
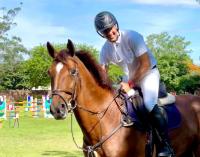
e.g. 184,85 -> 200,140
55,49 -> 113,91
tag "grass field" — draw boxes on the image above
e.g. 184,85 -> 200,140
0,115 -> 84,157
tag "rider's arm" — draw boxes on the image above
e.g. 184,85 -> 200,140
130,52 -> 151,84
127,31 -> 151,86
120,53 -> 150,97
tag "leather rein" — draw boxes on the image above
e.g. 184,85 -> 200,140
50,66 -> 124,157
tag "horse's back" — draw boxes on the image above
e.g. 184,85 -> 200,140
175,94 -> 200,127
173,95 -> 200,156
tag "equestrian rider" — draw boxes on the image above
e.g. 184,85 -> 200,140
94,11 -> 174,157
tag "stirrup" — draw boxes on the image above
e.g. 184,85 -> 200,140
121,116 -> 134,127
158,143 -> 175,157
158,153 -> 174,157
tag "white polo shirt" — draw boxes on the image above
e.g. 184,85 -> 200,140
100,30 -> 157,82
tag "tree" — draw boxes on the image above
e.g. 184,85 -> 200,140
146,32 -> 199,93
187,62 -> 200,75
19,45 -> 51,89
20,43 -> 99,89
0,3 -> 27,64
0,4 -> 28,90
178,74 -> 200,94
107,64 -> 124,83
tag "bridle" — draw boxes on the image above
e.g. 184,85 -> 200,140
51,66 -> 79,113
50,64 -> 125,157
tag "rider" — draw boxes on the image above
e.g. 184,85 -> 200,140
94,11 -> 174,157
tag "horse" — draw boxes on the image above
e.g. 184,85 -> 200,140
47,39 -> 200,157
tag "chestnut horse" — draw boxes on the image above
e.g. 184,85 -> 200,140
47,39 -> 200,157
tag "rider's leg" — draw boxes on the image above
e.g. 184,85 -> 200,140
140,68 -> 174,157
150,105 -> 174,157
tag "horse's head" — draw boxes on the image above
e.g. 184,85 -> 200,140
47,39 -> 78,120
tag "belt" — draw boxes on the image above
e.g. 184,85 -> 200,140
152,65 -> 157,69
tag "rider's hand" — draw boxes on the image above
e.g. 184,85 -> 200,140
120,82 -> 131,93
120,82 -> 136,97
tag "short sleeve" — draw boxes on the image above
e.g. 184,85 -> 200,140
129,31 -> 148,57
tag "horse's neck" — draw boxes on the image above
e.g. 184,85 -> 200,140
73,60 -> 122,144
77,80 -> 116,117
75,73 -> 121,144
76,60 -> 114,112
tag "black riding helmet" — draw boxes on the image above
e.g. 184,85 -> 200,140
94,11 -> 119,37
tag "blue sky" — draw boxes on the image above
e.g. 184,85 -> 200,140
1,0 -> 200,65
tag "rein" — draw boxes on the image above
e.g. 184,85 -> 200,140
52,88 -> 124,156
50,66 -> 125,156
70,91 -> 124,157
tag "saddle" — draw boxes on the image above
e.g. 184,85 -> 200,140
121,83 -> 181,128
119,82 -> 181,157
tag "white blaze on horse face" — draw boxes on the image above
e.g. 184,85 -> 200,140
56,62 -> 64,74
54,62 -> 64,89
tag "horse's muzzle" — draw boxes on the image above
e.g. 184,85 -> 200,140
50,103 -> 67,120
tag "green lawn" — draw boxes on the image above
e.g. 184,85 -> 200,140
0,115 -> 84,157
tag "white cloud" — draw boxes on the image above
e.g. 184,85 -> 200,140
8,16 -> 80,49
119,8 -> 184,37
129,0 -> 199,6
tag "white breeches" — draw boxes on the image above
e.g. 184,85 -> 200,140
139,68 -> 160,112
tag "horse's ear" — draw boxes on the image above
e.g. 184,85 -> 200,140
47,42 -> 55,58
67,39 -> 75,57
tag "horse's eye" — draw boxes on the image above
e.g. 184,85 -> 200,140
70,68 -> 77,76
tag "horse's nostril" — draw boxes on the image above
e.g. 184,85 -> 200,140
56,104 -> 66,114
61,104 -> 65,109
57,109 -> 61,114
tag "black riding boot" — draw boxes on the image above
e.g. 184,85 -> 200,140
149,105 -> 175,157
